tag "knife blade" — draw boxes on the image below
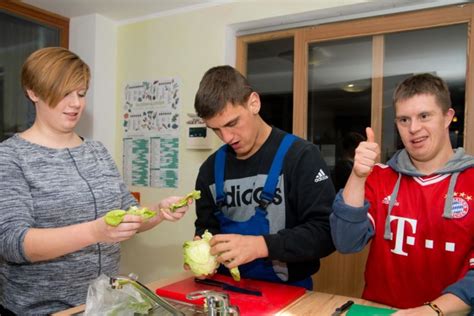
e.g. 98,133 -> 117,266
194,278 -> 262,296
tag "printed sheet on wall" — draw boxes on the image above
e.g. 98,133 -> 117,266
122,78 -> 180,188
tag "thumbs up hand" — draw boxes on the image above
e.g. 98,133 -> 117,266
352,127 -> 380,178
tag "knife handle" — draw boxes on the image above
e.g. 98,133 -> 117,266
335,300 -> 354,313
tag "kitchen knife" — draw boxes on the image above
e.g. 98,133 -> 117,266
194,278 -> 262,296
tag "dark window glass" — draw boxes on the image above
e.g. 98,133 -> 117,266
307,37 -> 372,190
247,38 -> 294,133
0,11 -> 60,141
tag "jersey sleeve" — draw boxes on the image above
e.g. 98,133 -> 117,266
364,165 -> 381,230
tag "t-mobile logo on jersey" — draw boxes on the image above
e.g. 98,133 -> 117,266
389,215 -> 456,256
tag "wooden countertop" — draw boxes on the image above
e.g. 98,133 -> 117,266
53,272 -> 391,315
276,291 -> 390,315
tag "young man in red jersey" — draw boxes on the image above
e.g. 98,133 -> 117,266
331,73 -> 473,315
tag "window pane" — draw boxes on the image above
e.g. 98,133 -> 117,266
0,11 -> 60,141
247,37 -> 294,133
307,37 -> 372,190
382,24 -> 467,160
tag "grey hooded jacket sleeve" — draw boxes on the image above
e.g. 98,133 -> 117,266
330,190 -> 374,253
443,270 -> 474,308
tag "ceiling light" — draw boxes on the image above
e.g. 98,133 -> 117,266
342,80 -> 370,92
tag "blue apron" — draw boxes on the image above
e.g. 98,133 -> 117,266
213,134 -> 313,290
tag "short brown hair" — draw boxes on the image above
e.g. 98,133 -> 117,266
194,65 -> 254,119
21,47 -> 90,108
393,73 -> 451,113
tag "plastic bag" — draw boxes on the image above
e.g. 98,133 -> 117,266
84,274 -> 152,316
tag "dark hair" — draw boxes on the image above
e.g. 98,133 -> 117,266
393,73 -> 451,113
194,65 -> 254,119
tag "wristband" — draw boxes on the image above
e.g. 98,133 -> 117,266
424,302 -> 444,316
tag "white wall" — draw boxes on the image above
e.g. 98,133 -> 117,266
69,0 -> 375,284
114,0 -> 371,284
70,14 -> 117,156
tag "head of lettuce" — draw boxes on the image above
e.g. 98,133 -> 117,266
183,230 -> 219,276
183,230 -> 240,281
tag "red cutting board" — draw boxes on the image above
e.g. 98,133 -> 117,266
155,274 -> 306,315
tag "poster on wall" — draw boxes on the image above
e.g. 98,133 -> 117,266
122,78 -> 180,188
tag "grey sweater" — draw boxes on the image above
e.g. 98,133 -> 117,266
0,134 -> 136,315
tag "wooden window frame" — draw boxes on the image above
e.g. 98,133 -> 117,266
0,1 -> 69,48
236,3 -> 474,154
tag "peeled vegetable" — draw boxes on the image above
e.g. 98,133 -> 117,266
104,206 -> 156,226
230,267 -> 240,282
183,230 -> 241,281
104,210 -> 128,226
127,206 -> 156,219
183,230 -> 219,276
169,190 -> 201,212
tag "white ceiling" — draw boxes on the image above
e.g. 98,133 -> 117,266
18,0 -> 471,94
21,0 -> 230,22
21,0 -> 470,26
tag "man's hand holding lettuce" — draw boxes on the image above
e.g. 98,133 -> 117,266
183,230 -> 220,276
183,230 -> 241,281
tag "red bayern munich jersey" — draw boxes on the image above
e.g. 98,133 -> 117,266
363,163 -> 474,308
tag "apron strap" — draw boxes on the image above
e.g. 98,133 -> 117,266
213,134 -> 297,210
214,144 -> 228,208
259,134 -> 297,209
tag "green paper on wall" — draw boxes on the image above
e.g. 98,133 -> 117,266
346,304 -> 395,315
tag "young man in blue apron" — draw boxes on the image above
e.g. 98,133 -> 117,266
192,65 -> 335,290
